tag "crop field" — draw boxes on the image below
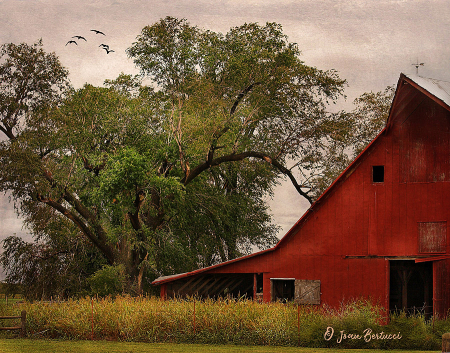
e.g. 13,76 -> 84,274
0,296 -> 448,351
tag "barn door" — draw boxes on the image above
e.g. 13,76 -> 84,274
389,260 -> 433,317
433,259 -> 450,318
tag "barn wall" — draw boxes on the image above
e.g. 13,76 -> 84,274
206,89 -> 450,314
270,92 -> 450,313
156,78 -> 450,317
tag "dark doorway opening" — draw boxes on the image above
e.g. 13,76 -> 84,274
389,260 -> 433,318
255,273 -> 264,302
255,273 -> 263,293
271,279 -> 295,302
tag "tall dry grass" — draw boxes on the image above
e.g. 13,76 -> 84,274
0,296 -> 447,350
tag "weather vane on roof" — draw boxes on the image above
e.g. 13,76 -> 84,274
412,59 -> 424,75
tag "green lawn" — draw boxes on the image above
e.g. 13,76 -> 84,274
0,340 -> 441,353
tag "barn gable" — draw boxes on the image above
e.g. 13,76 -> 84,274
153,73 -> 450,317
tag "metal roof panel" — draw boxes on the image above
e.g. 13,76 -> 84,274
404,74 -> 450,109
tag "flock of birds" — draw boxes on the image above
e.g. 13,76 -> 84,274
65,29 -> 115,54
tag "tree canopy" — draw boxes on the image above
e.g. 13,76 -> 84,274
0,17 -> 390,298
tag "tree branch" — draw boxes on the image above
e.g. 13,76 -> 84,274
230,82 -> 262,116
198,82 -> 263,181
182,151 -> 313,204
40,167 -> 116,261
35,194 -> 116,264
62,190 -> 111,244
0,122 -> 15,140
128,190 -> 145,231
81,155 -> 107,176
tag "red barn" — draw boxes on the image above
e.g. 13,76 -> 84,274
152,73 -> 450,318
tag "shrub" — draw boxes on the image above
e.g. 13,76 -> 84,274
87,265 -> 126,297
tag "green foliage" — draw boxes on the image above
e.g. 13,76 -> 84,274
0,18 -> 390,297
88,265 -> 127,297
167,176 -> 279,268
95,147 -> 184,213
127,17 -> 350,202
0,232 -> 107,301
0,40 -> 70,139
127,17 -> 201,90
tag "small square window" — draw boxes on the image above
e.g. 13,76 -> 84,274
373,165 -> 384,183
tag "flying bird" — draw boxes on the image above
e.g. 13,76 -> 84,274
99,44 -> 109,50
72,36 -> 87,41
91,29 -> 106,35
102,47 -> 115,54
65,40 -> 77,46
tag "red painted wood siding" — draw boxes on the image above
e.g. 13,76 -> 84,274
205,82 -> 450,316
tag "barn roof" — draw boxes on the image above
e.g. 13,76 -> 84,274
152,248 -> 275,285
152,73 -> 450,286
402,74 -> 450,108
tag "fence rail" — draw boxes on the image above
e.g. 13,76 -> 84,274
0,310 -> 26,336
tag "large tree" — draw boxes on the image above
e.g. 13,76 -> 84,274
0,18 -> 355,295
126,18 -> 351,203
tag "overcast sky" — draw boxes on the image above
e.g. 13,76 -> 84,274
1,0 -> 450,276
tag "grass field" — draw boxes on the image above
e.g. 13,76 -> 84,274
0,296 -> 447,350
0,339 -> 441,353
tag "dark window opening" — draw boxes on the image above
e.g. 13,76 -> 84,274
373,165 -> 384,183
271,279 -> 295,302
